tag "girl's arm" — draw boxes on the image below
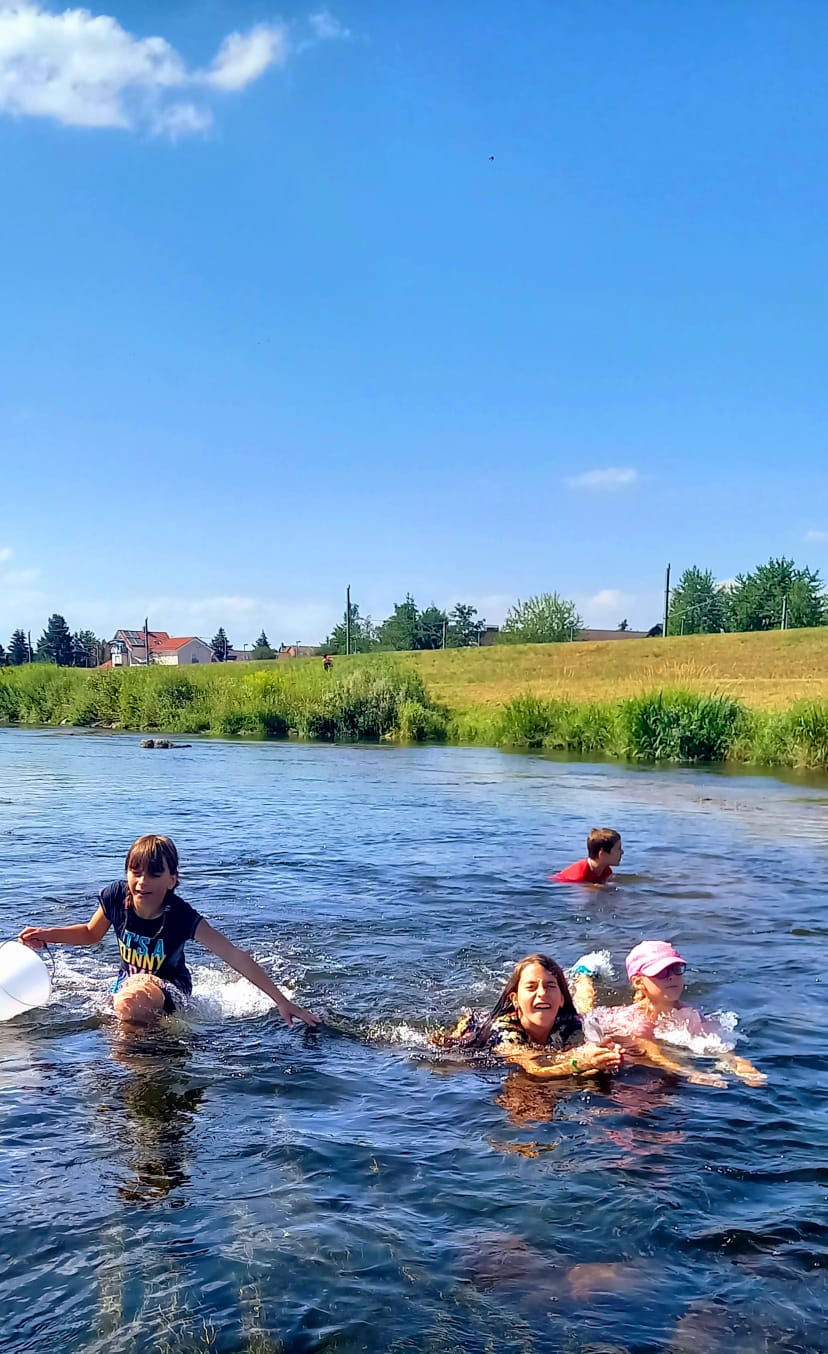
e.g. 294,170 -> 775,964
193,919 -> 320,1028
625,1037 -> 726,1088
19,907 -> 111,949
502,1041 -> 623,1081
715,1053 -> 767,1087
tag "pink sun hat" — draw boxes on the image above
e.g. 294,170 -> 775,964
625,940 -> 686,981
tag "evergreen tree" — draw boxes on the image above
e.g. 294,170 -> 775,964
416,604 -> 448,650
0,642 -> 6,667
325,605 -> 376,655
251,630 -> 277,660
376,595 -> 419,651
71,630 -> 99,667
211,627 -> 231,661
37,614 -> 73,666
668,566 -> 727,635
447,602 -> 483,647
500,593 -> 582,644
726,557 -> 825,631
8,629 -> 30,665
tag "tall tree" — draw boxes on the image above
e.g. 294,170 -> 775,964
8,629 -> 31,665
325,604 -> 377,655
500,593 -> 582,645
251,630 -> 277,660
447,602 -> 483,647
668,566 -> 727,635
727,557 -> 825,631
416,604 -> 448,650
211,627 -> 231,661
0,641 -> 6,667
617,618 -> 629,631
37,614 -> 73,666
376,595 -> 420,651
71,630 -> 99,667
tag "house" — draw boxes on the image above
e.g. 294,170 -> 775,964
110,629 -> 213,667
277,644 -> 319,659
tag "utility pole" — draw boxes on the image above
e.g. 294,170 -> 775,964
442,617 -> 448,649
345,585 -> 351,656
27,631 -> 32,662
781,595 -> 788,631
663,564 -> 671,637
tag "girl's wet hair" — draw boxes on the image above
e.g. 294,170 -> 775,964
125,834 -> 179,879
465,953 -> 578,1050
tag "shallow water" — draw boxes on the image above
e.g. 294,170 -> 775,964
1,729 -> 826,1353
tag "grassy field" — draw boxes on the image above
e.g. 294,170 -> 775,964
2,629 -> 828,767
397,628 -> 828,712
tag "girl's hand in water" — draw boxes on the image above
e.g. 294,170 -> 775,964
274,995 -> 321,1029
18,927 -> 47,950
687,1069 -> 727,1088
571,1042 -> 624,1075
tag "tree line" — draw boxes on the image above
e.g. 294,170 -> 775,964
667,557 -> 826,635
0,616 -> 107,668
2,557 -> 823,669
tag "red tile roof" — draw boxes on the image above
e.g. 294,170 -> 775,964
154,635 -> 203,652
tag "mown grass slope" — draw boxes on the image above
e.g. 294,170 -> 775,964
397,628 -> 828,712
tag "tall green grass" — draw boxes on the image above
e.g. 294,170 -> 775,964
0,661 -> 446,743
3,665 -> 828,768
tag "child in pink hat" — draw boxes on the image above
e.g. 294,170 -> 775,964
577,940 -> 765,1087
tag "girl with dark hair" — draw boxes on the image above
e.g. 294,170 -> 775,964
19,834 -> 319,1029
436,954 -> 623,1081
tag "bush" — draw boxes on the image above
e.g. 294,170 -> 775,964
621,690 -> 744,763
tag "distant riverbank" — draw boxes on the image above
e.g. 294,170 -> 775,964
2,630 -> 828,768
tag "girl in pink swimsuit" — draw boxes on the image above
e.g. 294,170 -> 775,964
578,940 -> 766,1087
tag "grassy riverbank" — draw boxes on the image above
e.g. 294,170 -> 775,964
2,629 -> 828,768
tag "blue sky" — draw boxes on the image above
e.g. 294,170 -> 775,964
1,0 -> 827,646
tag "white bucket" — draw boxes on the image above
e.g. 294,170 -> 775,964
0,941 -> 53,1022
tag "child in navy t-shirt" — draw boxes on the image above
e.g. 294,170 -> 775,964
20,834 -> 319,1028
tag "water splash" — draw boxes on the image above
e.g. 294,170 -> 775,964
655,1007 -> 740,1055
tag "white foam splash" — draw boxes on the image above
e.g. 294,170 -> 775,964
569,949 -> 615,981
655,1008 -> 739,1055
188,963 -> 278,1021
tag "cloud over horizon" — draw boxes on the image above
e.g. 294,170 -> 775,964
565,467 -> 639,491
0,3 -> 343,136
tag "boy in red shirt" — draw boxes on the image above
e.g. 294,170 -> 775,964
552,828 -> 623,885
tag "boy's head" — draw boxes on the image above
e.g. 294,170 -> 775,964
587,828 -> 623,866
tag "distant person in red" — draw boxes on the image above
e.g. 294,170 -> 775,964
323,654 -> 333,672
552,828 -> 623,885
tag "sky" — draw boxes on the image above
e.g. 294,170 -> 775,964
1,0 -> 827,647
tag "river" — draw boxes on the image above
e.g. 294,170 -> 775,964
0,728 -> 826,1353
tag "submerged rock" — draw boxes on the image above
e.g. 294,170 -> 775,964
140,738 -> 191,749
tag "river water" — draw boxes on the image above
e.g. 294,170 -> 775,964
0,729 -> 826,1353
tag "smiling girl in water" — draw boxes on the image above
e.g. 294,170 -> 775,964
581,940 -> 765,1087
435,953 -> 623,1080
19,834 -> 319,1029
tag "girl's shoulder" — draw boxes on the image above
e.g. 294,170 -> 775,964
490,1011 -> 529,1048
98,879 -> 128,915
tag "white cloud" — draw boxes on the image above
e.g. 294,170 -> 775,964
565,467 -> 639,491
188,595 -> 257,617
151,100 -> 212,139
805,529 -> 828,543
203,23 -> 288,92
1,567 -> 41,586
0,546 -> 12,563
309,10 -> 350,41
587,588 -> 625,613
0,4 -> 298,135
